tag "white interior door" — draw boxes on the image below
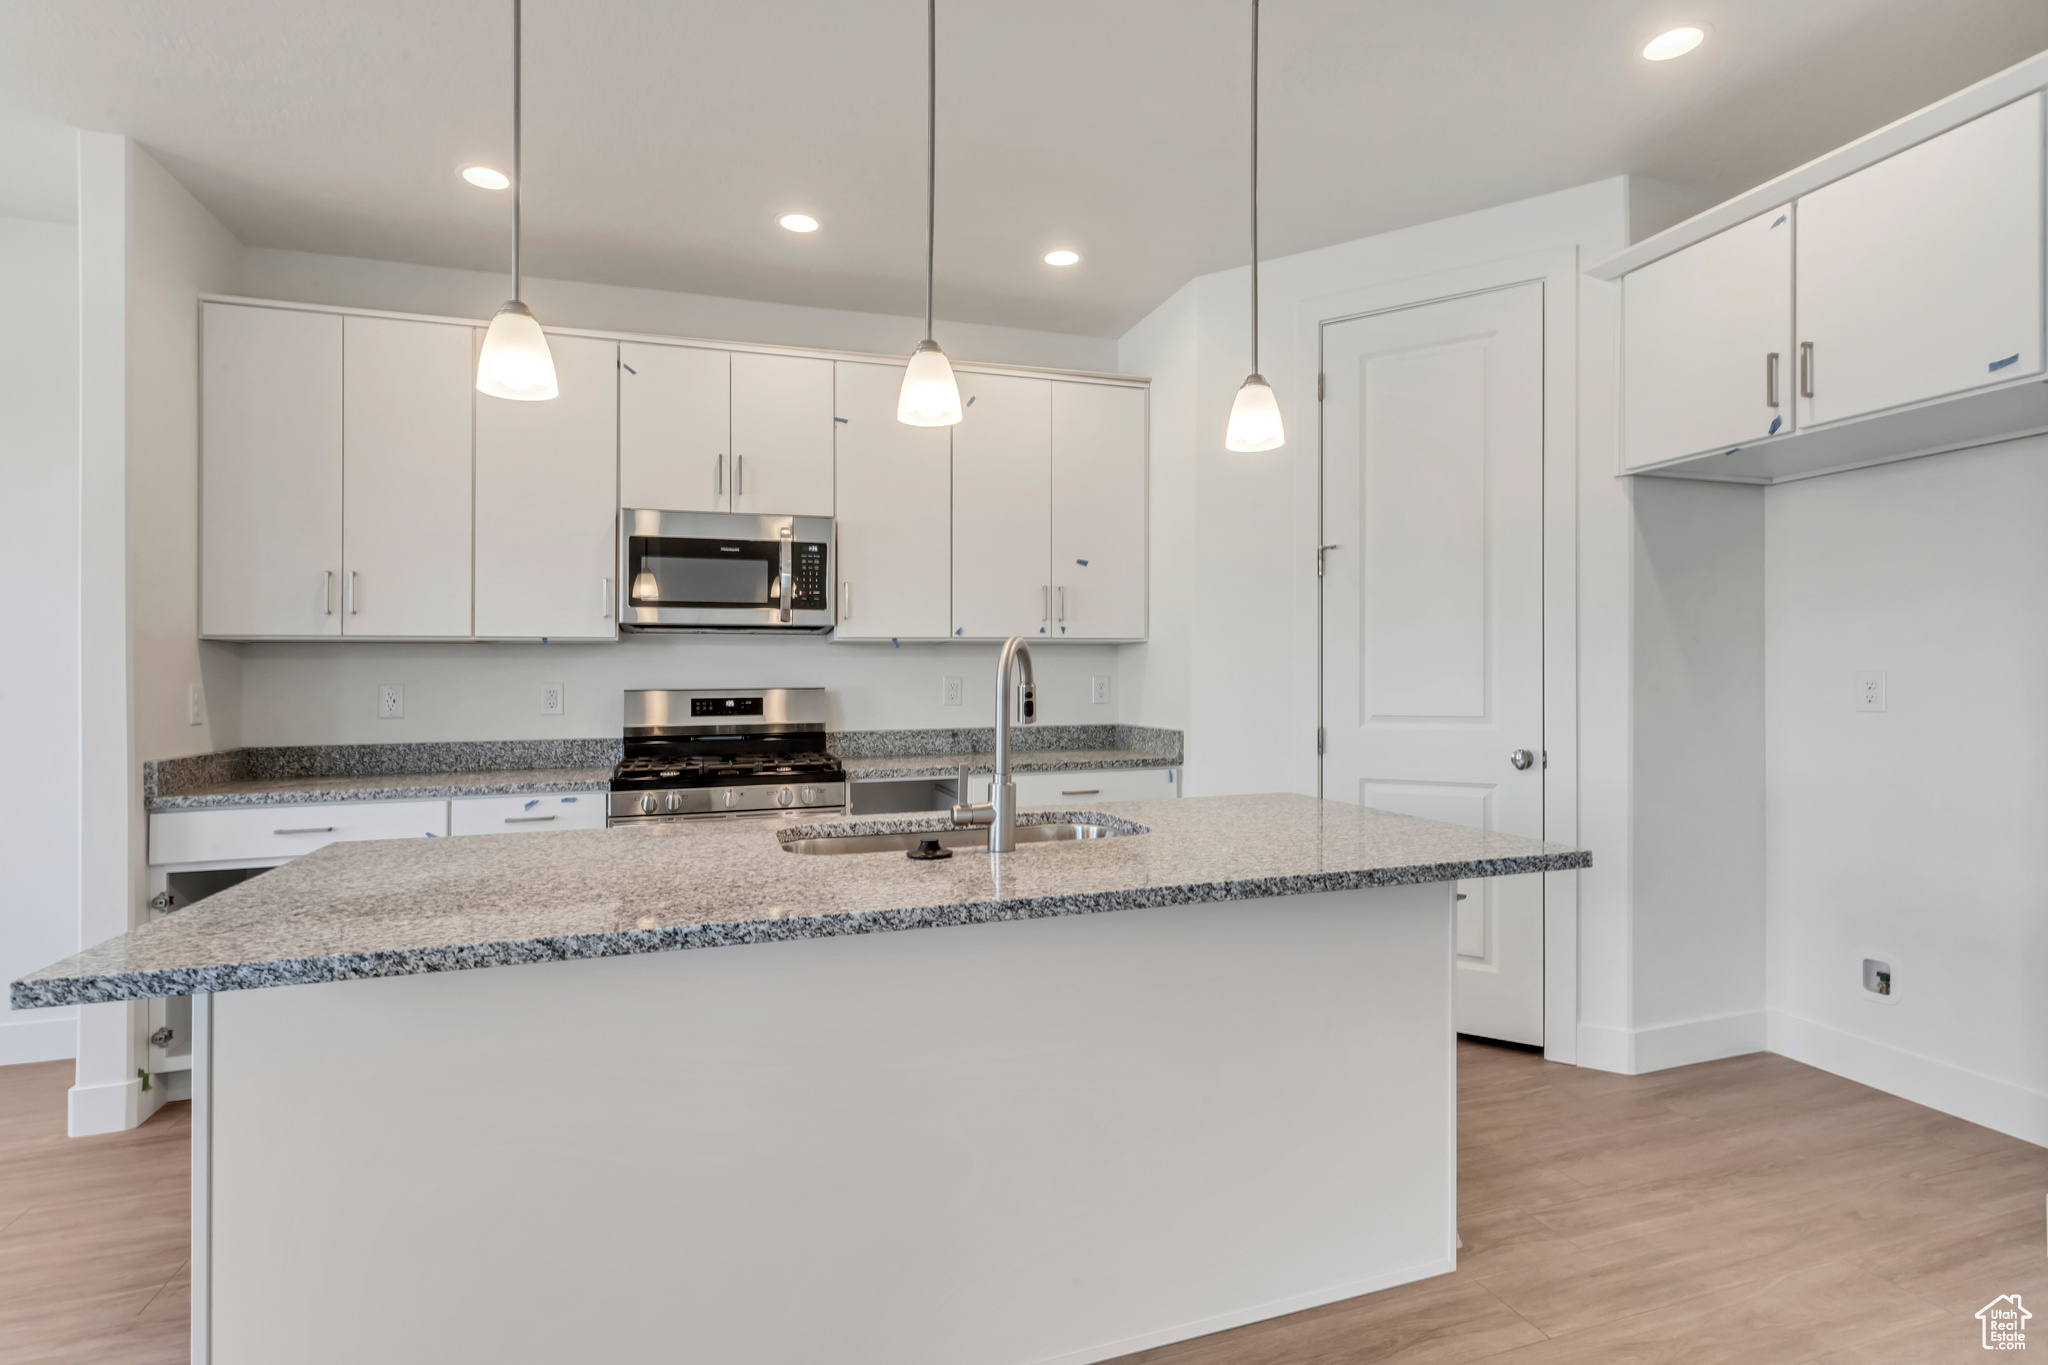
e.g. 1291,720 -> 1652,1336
952,372 -> 1052,640
341,316 -> 474,637
833,360 -> 952,640
619,342 -> 729,512
1320,283 -> 1546,1046
1051,381 -> 1147,640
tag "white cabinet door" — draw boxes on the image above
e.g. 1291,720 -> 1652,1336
201,303 -> 343,638
731,351 -> 835,516
620,342 -> 729,512
449,792 -> 607,836
833,360 -> 951,640
474,333 -> 619,640
1012,767 -> 1178,804
149,800 -> 449,866
1051,382 -> 1147,640
1623,206 -> 1794,468
1797,92 -> 2045,427
952,372 -> 1052,640
341,316 -> 474,637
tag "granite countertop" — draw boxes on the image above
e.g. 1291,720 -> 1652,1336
151,767 -> 617,811
145,740 -> 623,813
12,794 -> 1588,1008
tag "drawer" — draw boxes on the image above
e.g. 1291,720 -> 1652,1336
149,800 -> 449,866
450,792 -> 608,836
1012,767 -> 1178,805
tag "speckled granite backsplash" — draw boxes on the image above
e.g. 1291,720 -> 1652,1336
828,724 -> 1181,763
145,739 -> 623,802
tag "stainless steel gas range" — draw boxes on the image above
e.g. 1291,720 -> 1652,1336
606,688 -> 847,827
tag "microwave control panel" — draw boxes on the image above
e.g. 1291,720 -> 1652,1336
789,543 -> 828,610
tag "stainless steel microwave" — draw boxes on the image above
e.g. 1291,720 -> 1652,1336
619,509 -> 834,632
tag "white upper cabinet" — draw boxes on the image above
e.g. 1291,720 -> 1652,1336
833,361 -> 951,640
1796,93 -> 2045,428
731,352 -> 835,516
201,303 -> 344,638
1051,382 -> 1147,640
1623,206 -> 1794,469
952,372 -> 1053,640
619,342 -> 729,512
474,334 -> 619,640
341,316 -> 474,637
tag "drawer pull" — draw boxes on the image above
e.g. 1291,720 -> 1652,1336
1060,789 -> 1101,797
273,826 -> 335,836
503,815 -> 557,824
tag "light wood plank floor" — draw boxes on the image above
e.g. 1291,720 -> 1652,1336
2,1042 -> 2042,1363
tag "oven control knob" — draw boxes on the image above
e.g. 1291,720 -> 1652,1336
723,790 -> 738,808
777,787 -> 794,808
800,787 -> 814,805
638,793 -> 657,815
665,791 -> 684,813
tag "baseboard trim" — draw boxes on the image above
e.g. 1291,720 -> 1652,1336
1633,1009 -> 1768,1074
1768,1009 -> 2048,1148
1023,1257 -> 1457,1365
68,1073 -> 164,1137
1574,1022 -> 1633,1074
0,1012 -> 78,1066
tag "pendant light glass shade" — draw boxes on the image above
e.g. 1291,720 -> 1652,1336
1225,373 -> 1285,452
898,339 -> 963,426
477,301 -> 558,401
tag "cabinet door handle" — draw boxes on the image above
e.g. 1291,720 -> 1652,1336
324,570 -> 335,615
1042,585 -> 1050,622
715,453 -> 725,496
1765,352 -> 1780,408
347,571 -> 358,615
1061,789 -> 1100,797
841,581 -> 852,620
273,826 -> 335,836
1799,342 -> 1814,399
1057,586 -> 1066,622
736,454 -> 745,498
502,815 -> 557,824
600,577 -> 615,619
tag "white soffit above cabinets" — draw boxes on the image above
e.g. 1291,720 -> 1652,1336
4,0 -> 2048,334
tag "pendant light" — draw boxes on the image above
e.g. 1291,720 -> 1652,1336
476,0 -> 559,401
1224,0 -> 1284,452
897,0 -> 964,427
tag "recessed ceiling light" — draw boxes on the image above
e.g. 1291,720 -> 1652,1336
1642,27 -> 1705,61
461,165 -> 510,190
778,213 -> 820,233
1043,250 -> 1080,267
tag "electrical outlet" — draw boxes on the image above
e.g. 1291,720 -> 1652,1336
540,682 -> 564,716
1855,670 -> 1887,712
378,684 -> 404,720
941,675 -> 963,707
187,682 -> 204,726
1090,675 -> 1111,706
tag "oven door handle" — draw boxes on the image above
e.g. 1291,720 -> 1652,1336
778,527 -> 794,624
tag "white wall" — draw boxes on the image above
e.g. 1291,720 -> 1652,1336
0,216 -> 81,1064
239,248 -> 1119,374
1765,437 -> 2048,1146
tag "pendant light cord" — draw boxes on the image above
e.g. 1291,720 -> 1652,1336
512,0 -> 523,302
924,0 -> 936,343
1249,0 -> 1259,376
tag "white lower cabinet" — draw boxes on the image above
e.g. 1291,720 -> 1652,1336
474,333 -> 621,640
449,793 -> 607,835
149,800 -> 449,867
961,767 -> 1180,804
833,360 -> 952,640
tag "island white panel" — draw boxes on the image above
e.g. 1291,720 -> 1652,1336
206,884 -> 1455,1365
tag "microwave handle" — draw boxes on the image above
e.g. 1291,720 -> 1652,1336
778,528 -> 794,624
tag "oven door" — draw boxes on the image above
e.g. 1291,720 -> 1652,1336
620,510 -> 834,631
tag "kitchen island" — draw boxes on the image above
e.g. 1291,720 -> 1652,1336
14,794 -> 1586,1365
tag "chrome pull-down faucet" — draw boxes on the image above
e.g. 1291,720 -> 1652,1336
950,636 -> 1035,852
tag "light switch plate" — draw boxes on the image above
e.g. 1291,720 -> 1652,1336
941,675 -> 963,707
1090,675 -> 1111,706
187,683 -> 204,726
1855,670 -> 1886,712
541,682 -> 564,716
379,684 -> 404,720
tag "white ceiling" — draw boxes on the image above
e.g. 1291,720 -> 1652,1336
3,0 -> 2046,337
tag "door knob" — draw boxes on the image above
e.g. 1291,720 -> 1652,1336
1510,749 -> 1536,771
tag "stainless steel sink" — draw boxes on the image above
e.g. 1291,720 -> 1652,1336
780,823 -> 1134,856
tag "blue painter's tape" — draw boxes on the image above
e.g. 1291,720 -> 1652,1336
835,416 -> 848,423
1768,416 -> 1782,435
425,831 -> 437,838
1723,448 -> 1740,456
562,796 -> 577,803
1771,215 -> 1786,229
1039,626 -> 1046,633
892,638 -> 900,648
524,798 -> 540,811
1075,558 -> 1088,566
1060,626 -> 1066,635
955,627 -> 964,636
966,395 -> 976,407
1991,353 -> 2021,372
620,361 -> 637,375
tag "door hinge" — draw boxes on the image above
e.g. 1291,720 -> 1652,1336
1317,373 -> 1325,402
1316,727 -> 1327,755
1316,543 -> 1339,577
